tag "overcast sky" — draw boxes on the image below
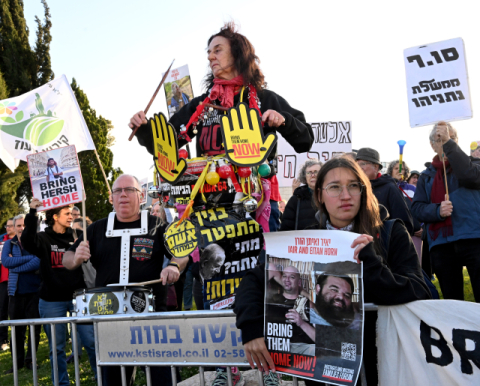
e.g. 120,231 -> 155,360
23,0 -> 480,178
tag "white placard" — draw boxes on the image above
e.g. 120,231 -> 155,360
27,145 -> 84,211
276,121 -> 352,188
139,177 -> 148,205
404,38 -> 472,128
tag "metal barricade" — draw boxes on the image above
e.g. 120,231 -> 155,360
0,304 -> 378,386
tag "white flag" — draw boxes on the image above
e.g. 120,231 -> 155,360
0,74 -> 95,172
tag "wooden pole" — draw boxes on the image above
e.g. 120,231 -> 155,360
81,189 -> 87,242
94,149 -> 112,196
442,154 -> 449,200
128,59 -> 175,141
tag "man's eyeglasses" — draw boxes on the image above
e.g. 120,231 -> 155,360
357,161 -> 372,168
306,170 -> 319,176
112,187 -> 141,195
322,182 -> 364,197
5,224 -> 13,228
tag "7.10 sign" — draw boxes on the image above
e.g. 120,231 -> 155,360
404,37 -> 472,128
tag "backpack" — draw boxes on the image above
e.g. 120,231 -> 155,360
380,219 -> 439,299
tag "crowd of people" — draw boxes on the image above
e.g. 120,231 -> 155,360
0,21 -> 479,386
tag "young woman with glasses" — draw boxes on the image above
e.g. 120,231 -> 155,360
234,156 -> 431,386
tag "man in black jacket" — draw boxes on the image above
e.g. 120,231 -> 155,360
356,148 -> 414,235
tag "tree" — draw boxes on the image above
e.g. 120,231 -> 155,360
71,78 -> 122,221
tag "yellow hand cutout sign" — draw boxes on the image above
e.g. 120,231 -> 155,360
150,112 -> 187,183
220,103 -> 277,167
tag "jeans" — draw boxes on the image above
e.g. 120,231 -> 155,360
8,292 -> 41,367
0,281 -> 9,343
39,299 -> 97,386
183,264 -> 194,310
269,200 -> 280,232
430,238 -> 480,302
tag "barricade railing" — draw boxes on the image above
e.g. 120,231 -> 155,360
0,303 -> 379,386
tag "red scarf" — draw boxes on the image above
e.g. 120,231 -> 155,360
429,155 -> 453,241
184,75 -> 261,132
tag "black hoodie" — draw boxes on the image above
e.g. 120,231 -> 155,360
22,208 -> 85,301
370,174 -> 414,235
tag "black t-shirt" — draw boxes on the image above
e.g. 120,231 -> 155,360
69,214 -> 169,310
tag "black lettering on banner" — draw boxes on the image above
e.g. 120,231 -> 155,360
407,47 -> 459,68
452,328 -> 480,375
420,320 -> 453,367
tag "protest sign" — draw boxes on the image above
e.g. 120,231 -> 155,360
163,64 -> 194,119
264,230 -> 363,385
221,103 -> 277,167
377,300 -> 480,386
276,121 -> 352,188
404,38 -> 473,128
27,145 -> 84,211
139,177 -> 148,205
0,74 -> 95,172
165,206 -> 263,310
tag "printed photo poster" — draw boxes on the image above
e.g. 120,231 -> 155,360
276,121 -> 352,188
163,64 -> 194,119
264,230 -> 363,385
165,203 -> 264,310
404,38 -> 473,128
470,141 -> 480,158
139,177 -> 148,205
27,145 -> 84,211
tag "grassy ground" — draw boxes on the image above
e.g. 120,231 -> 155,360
0,272 -> 475,385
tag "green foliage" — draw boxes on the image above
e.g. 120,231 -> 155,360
0,0 -> 53,227
71,78 -> 122,221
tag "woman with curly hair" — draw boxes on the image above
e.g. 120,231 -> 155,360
130,22 -> 314,232
281,159 -> 323,231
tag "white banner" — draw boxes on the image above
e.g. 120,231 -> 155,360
404,38 -> 473,128
0,74 -> 95,172
276,121 -> 352,188
377,300 -> 480,386
139,177 -> 148,205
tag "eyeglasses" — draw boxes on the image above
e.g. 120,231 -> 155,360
357,161 -> 372,168
6,224 -> 13,228
306,170 -> 319,176
112,187 -> 141,195
322,182 -> 364,197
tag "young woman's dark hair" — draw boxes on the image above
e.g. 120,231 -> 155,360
313,156 -> 383,251
204,22 -> 266,92
45,205 -> 72,227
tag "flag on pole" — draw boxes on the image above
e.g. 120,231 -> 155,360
0,74 -> 95,172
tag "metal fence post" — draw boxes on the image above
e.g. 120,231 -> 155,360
71,321 -> 81,386
11,325 -> 18,386
51,323 -> 59,386
30,323 -> 38,386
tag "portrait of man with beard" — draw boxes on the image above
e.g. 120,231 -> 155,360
310,274 -> 360,329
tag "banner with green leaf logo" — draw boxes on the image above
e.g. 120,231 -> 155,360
0,74 -> 95,172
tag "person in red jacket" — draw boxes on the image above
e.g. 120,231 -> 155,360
0,217 -> 15,351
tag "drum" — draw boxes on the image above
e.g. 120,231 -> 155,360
72,286 -> 154,316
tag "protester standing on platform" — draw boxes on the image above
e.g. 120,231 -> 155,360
0,218 -> 15,351
235,157 -> 431,386
281,159 -> 322,231
21,201 -> 97,386
412,121 -> 480,302
1,215 -> 42,374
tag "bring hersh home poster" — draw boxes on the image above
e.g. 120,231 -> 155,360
27,145 -> 84,211
264,230 -> 364,385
